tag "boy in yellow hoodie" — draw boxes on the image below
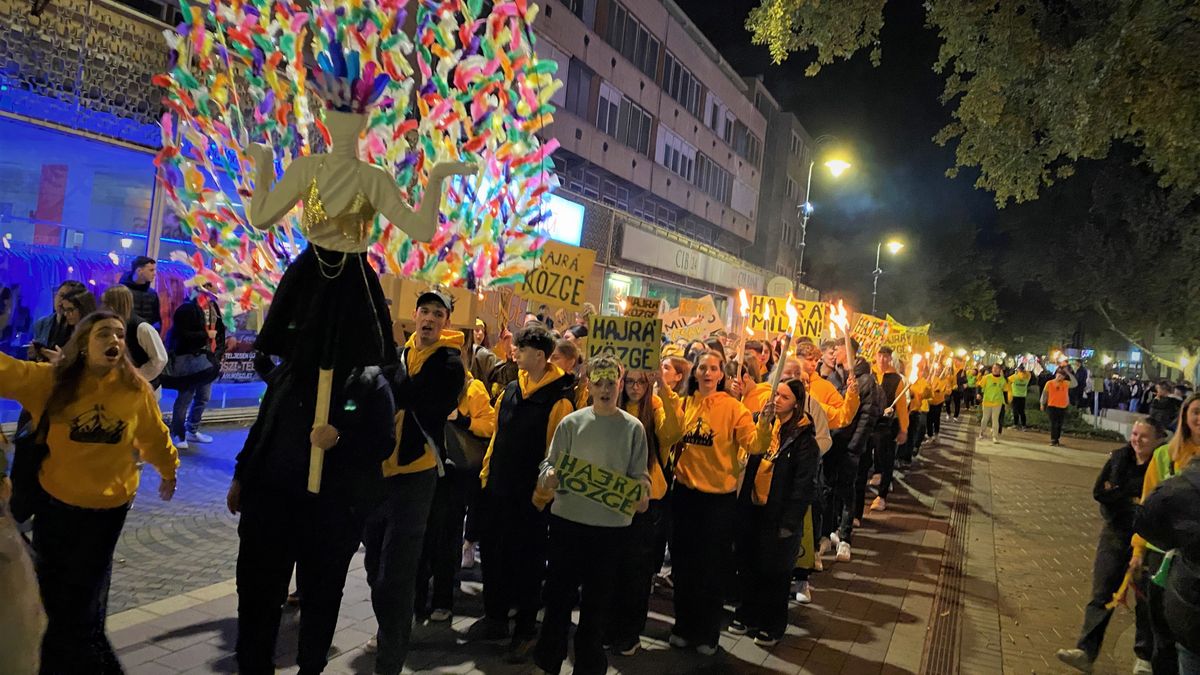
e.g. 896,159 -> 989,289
363,291 -> 466,674
477,324 -> 575,661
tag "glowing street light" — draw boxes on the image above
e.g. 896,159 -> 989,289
824,158 -> 851,177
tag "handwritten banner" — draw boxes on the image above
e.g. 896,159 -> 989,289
554,452 -> 645,517
747,296 -> 827,339
587,315 -> 662,370
623,296 -> 660,318
850,313 -> 891,361
516,241 -> 596,312
662,295 -> 724,342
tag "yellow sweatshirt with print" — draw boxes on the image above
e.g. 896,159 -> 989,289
674,391 -> 772,494
383,330 -> 466,477
0,352 -> 178,509
479,363 -> 575,489
741,381 -> 774,416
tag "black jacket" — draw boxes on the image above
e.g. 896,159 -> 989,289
169,299 -> 226,358
1093,444 -> 1150,537
828,357 -> 882,452
234,363 -> 396,511
121,272 -> 162,327
1149,396 -> 1181,430
740,417 -> 821,534
1134,461 -> 1200,653
390,344 -> 465,468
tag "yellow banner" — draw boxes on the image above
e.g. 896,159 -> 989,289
587,315 -> 663,370
553,452 -> 645,517
851,313 -> 891,360
516,241 -> 596,312
623,296 -> 660,318
747,296 -> 826,339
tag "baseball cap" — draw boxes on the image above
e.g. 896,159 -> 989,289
416,289 -> 453,312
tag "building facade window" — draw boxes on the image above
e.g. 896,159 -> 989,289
597,81 -> 621,136
597,80 -> 652,156
694,152 -> 733,205
663,51 -> 703,119
786,177 -> 798,200
731,119 -> 762,167
655,126 -> 696,181
790,131 -> 803,158
604,1 -> 659,79
565,58 -> 594,118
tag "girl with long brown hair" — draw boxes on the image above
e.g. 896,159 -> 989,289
0,309 -> 178,673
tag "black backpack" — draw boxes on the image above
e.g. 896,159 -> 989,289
1163,468 -> 1200,654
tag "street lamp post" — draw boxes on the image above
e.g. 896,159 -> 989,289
793,135 -> 849,287
871,240 -> 904,315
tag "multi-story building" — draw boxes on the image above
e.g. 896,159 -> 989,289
534,0 -> 778,316
742,75 -> 819,298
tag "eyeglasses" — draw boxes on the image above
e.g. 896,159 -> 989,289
623,378 -> 648,387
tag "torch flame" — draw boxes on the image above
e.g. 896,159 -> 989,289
618,298 -> 628,313
908,353 -> 923,385
763,303 -> 771,327
828,299 -> 850,335
738,288 -> 750,318
785,293 -> 799,335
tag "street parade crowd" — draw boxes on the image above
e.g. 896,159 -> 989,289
1,259 -> 1198,675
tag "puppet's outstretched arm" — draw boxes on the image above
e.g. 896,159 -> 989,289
245,144 -> 314,230
365,160 -> 476,242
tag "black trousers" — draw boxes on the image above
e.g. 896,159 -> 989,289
670,484 -> 736,648
34,496 -> 129,675
1048,406 -> 1067,442
534,516 -> 623,675
950,389 -> 962,418
1143,550 -> 1178,675
479,491 -> 549,637
1011,397 -> 1028,427
606,499 -> 666,647
363,470 -> 438,675
415,467 -> 468,615
236,487 -> 367,675
735,508 -> 802,637
462,467 -> 483,543
927,404 -> 943,437
1076,525 -> 1152,662
822,438 -> 860,542
899,412 -> 925,463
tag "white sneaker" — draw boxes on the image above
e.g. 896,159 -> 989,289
813,556 -> 824,571
1055,648 -> 1092,673
868,473 -> 882,487
173,435 -> 189,450
1133,659 -> 1153,674
186,431 -> 213,444
795,581 -> 812,604
696,643 -> 717,657
668,634 -> 690,649
830,532 -> 841,547
836,541 -> 852,562
818,537 -> 831,556
870,496 -> 887,512
461,542 -> 477,569
430,608 -> 452,622
365,635 -> 379,653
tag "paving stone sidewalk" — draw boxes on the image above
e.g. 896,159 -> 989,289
99,419 -> 981,674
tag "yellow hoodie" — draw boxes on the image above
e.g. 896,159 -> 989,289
741,381 -> 774,416
675,390 -> 772,494
625,388 -> 685,500
458,374 -> 497,439
0,352 -> 178,509
930,374 -> 951,405
479,363 -> 575,488
807,374 -> 860,430
909,377 -> 931,413
383,330 -> 466,477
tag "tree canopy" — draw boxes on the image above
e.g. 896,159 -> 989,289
747,0 -> 1200,207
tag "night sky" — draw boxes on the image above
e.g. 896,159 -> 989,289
677,0 -> 999,323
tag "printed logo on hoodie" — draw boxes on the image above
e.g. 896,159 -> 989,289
681,417 -> 715,447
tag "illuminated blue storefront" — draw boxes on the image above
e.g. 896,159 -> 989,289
0,0 -> 265,424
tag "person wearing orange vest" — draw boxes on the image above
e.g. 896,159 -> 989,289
1041,367 -> 1078,446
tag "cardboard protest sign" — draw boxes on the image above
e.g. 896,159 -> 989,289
587,315 -> 662,370
850,313 -> 891,361
623,296 -> 660,318
516,241 -> 595,312
662,295 -> 724,343
553,452 -> 645,517
748,296 -> 827,339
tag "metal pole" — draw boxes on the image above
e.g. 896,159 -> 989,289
796,159 -> 814,285
871,241 -> 882,315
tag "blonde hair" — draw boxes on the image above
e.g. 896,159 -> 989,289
101,285 -> 134,322
1168,393 -> 1200,468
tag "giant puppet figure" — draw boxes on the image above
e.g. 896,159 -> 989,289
156,0 -> 562,490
